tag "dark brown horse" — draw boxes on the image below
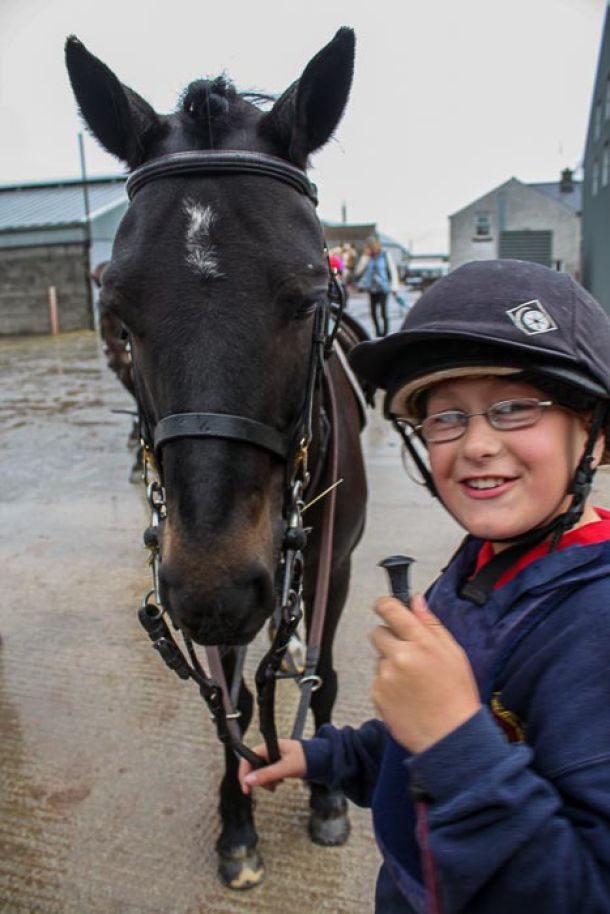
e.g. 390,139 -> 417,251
66,29 -> 368,889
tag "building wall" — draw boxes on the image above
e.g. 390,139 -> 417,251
89,201 -> 128,273
0,243 -> 92,335
450,179 -> 581,276
582,7 -> 610,312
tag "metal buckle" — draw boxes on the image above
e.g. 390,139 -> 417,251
298,674 -> 322,692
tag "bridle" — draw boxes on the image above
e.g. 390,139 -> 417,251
126,150 -> 333,470
126,149 -> 345,767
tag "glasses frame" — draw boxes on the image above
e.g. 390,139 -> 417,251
409,397 -> 554,444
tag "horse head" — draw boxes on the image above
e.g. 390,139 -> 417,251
66,31 -> 355,646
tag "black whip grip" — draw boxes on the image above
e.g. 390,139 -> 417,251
378,555 -> 415,607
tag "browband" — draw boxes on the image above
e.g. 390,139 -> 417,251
126,150 -> 318,204
154,412 -> 292,460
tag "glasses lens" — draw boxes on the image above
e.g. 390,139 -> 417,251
421,411 -> 466,442
489,398 -> 542,430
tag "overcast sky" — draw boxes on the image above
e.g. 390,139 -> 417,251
1,0 -> 607,252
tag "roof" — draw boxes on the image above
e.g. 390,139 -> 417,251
451,175 -> 582,219
529,181 -> 582,213
0,176 -> 128,233
377,231 -> 409,256
322,220 -> 410,255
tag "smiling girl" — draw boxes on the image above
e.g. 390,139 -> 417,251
240,260 -> 610,914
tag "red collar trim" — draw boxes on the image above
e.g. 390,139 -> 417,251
473,507 -> 610,590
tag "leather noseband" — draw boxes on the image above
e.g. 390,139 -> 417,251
154,412 -> 291,460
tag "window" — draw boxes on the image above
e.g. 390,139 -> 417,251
593,158 -> 600,196
603,143 -> 609,187
474,212 -> 491,238
595,100 -> 602,140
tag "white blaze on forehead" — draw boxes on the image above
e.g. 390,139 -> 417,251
183,198 -> 223,279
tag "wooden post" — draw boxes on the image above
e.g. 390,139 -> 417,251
48,286 -> 59,335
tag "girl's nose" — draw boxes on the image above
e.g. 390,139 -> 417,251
459,413 -> 503,460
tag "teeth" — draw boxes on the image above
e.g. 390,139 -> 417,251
467,478 -> 505,490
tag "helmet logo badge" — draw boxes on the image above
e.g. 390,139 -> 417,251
506,299 -> 558,336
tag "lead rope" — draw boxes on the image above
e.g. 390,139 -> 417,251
291,363 -> 340,739
253,260 -> 345,756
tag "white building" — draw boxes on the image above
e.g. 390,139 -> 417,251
449,171 -> 581,277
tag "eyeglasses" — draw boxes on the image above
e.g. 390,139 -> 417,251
411,398 -> 554,443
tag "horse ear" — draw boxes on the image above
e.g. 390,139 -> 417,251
65,36 -> 160,168
261,27 -> 355,168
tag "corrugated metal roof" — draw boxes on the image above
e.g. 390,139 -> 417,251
0,177 -> 128,232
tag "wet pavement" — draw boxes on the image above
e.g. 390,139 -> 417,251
3,300 -> 610,913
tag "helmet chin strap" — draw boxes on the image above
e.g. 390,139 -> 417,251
393,405 -> 607,607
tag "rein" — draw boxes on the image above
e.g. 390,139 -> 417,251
128,149 -> 345,766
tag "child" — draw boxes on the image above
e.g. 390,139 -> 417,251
239,259 -> 610,913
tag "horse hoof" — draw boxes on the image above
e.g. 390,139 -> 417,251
308,809 -> 351,846
218,845 -> 265,890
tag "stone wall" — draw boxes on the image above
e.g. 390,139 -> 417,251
0,243 -> 93,335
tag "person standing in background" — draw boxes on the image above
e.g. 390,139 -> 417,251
341,242 -> 358,300
356,235 -> 399,336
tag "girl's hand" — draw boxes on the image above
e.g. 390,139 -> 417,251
370,593 -> 481,754
238,739 -> 307,795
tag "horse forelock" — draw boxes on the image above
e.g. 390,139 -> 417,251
181,76 -> 235,118
178,76 -> 267,139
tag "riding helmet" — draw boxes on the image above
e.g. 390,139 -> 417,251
349,259 -> 610,421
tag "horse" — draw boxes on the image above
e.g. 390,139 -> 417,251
65,28 -> 368,890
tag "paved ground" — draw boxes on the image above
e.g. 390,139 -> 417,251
3,301 -> 610,913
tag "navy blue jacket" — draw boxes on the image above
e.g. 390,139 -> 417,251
302,537 -> 610,913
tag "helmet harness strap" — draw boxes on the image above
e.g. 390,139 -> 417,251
393,402 -> 608,606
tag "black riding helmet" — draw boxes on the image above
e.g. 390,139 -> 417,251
350,259 -> 610,413
349,259 -> 610,602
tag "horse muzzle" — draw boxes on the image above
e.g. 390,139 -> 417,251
159,559 -> 275,646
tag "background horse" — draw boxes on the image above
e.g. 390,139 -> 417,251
66,28 -> 367,890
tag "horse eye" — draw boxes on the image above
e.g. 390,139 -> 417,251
294,297 -> 323,320
295,304 -> 318,320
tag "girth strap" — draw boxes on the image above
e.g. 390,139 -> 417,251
154,412 -> 292,460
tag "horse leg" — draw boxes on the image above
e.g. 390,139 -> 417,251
307,560 -> 351,847
216,650 -> 264,890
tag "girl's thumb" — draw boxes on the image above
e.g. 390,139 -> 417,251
411,592 -> 443,626
244,762 -> 282,789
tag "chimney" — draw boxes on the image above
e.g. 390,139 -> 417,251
560,167 -> 574,193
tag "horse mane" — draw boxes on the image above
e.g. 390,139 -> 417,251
179,76 -> 276,140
